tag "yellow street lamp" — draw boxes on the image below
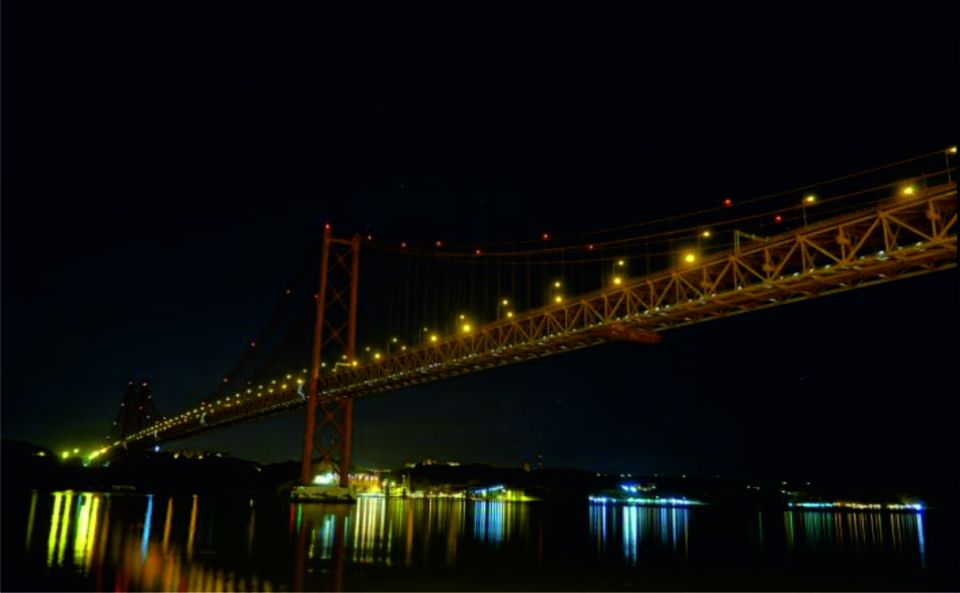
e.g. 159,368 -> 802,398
802,194 -> 816,226
948,146 -> 957,183
683,252 -> 696,264
497,298 -> 510,318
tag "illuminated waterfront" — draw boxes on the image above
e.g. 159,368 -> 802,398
2,490 -> 955,591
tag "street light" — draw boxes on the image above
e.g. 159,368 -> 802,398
497,298 -> 510,318
609,259 -> 627,287
697,229 -> 712,257
548,282 -> 562,306
947,146 -> 957,183
802,194 -> 816,226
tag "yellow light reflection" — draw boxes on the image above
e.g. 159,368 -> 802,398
163,497 -> 174,552
187,495 -> 198,560
74,495 -> 100,575
46,492 -> 63,566
26,490 -> 38,549
73,494 -> 92,567
57,491 -> 74,565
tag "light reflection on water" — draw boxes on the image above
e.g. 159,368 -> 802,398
36,491 -> 276,592
299,497 -> 529,568
783,509 -> 927,567
588,503 -> 690,564
10,490 -> 936,592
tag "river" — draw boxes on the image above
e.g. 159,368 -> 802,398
2,490 -> 956,591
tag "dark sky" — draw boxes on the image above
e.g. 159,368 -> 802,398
2,4 -> 957,485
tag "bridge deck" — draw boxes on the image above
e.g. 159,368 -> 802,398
120,184 -> 956,449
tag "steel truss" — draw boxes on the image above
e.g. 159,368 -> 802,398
122,183 -> 956,449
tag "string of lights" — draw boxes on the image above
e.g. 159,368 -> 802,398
367,164 -> 954,260
177,146 -> 956,423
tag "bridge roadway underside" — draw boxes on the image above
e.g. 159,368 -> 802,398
123,184 -> 957,449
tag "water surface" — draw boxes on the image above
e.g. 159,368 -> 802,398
2,490 -> 956,591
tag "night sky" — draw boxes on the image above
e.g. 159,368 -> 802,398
3,4 -> 957,486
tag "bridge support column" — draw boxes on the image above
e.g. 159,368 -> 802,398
300,228 -> 361,487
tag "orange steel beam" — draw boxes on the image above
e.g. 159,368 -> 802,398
120,183 -> 956,449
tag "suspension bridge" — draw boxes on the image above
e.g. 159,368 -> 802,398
98,148 -> 957,487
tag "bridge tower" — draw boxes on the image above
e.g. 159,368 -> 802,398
108,380 -> 162,443
300,227 -> 361,487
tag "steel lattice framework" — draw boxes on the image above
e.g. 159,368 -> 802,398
120,183 -> 956,451
300,228 -> 361,487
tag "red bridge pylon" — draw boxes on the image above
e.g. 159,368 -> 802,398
300,227 -> 361,487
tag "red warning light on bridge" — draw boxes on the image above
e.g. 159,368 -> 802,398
723,198 -> 733,207
435,240 -> 443,248
774,214 -> 783,224
542,232 -> 550,241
